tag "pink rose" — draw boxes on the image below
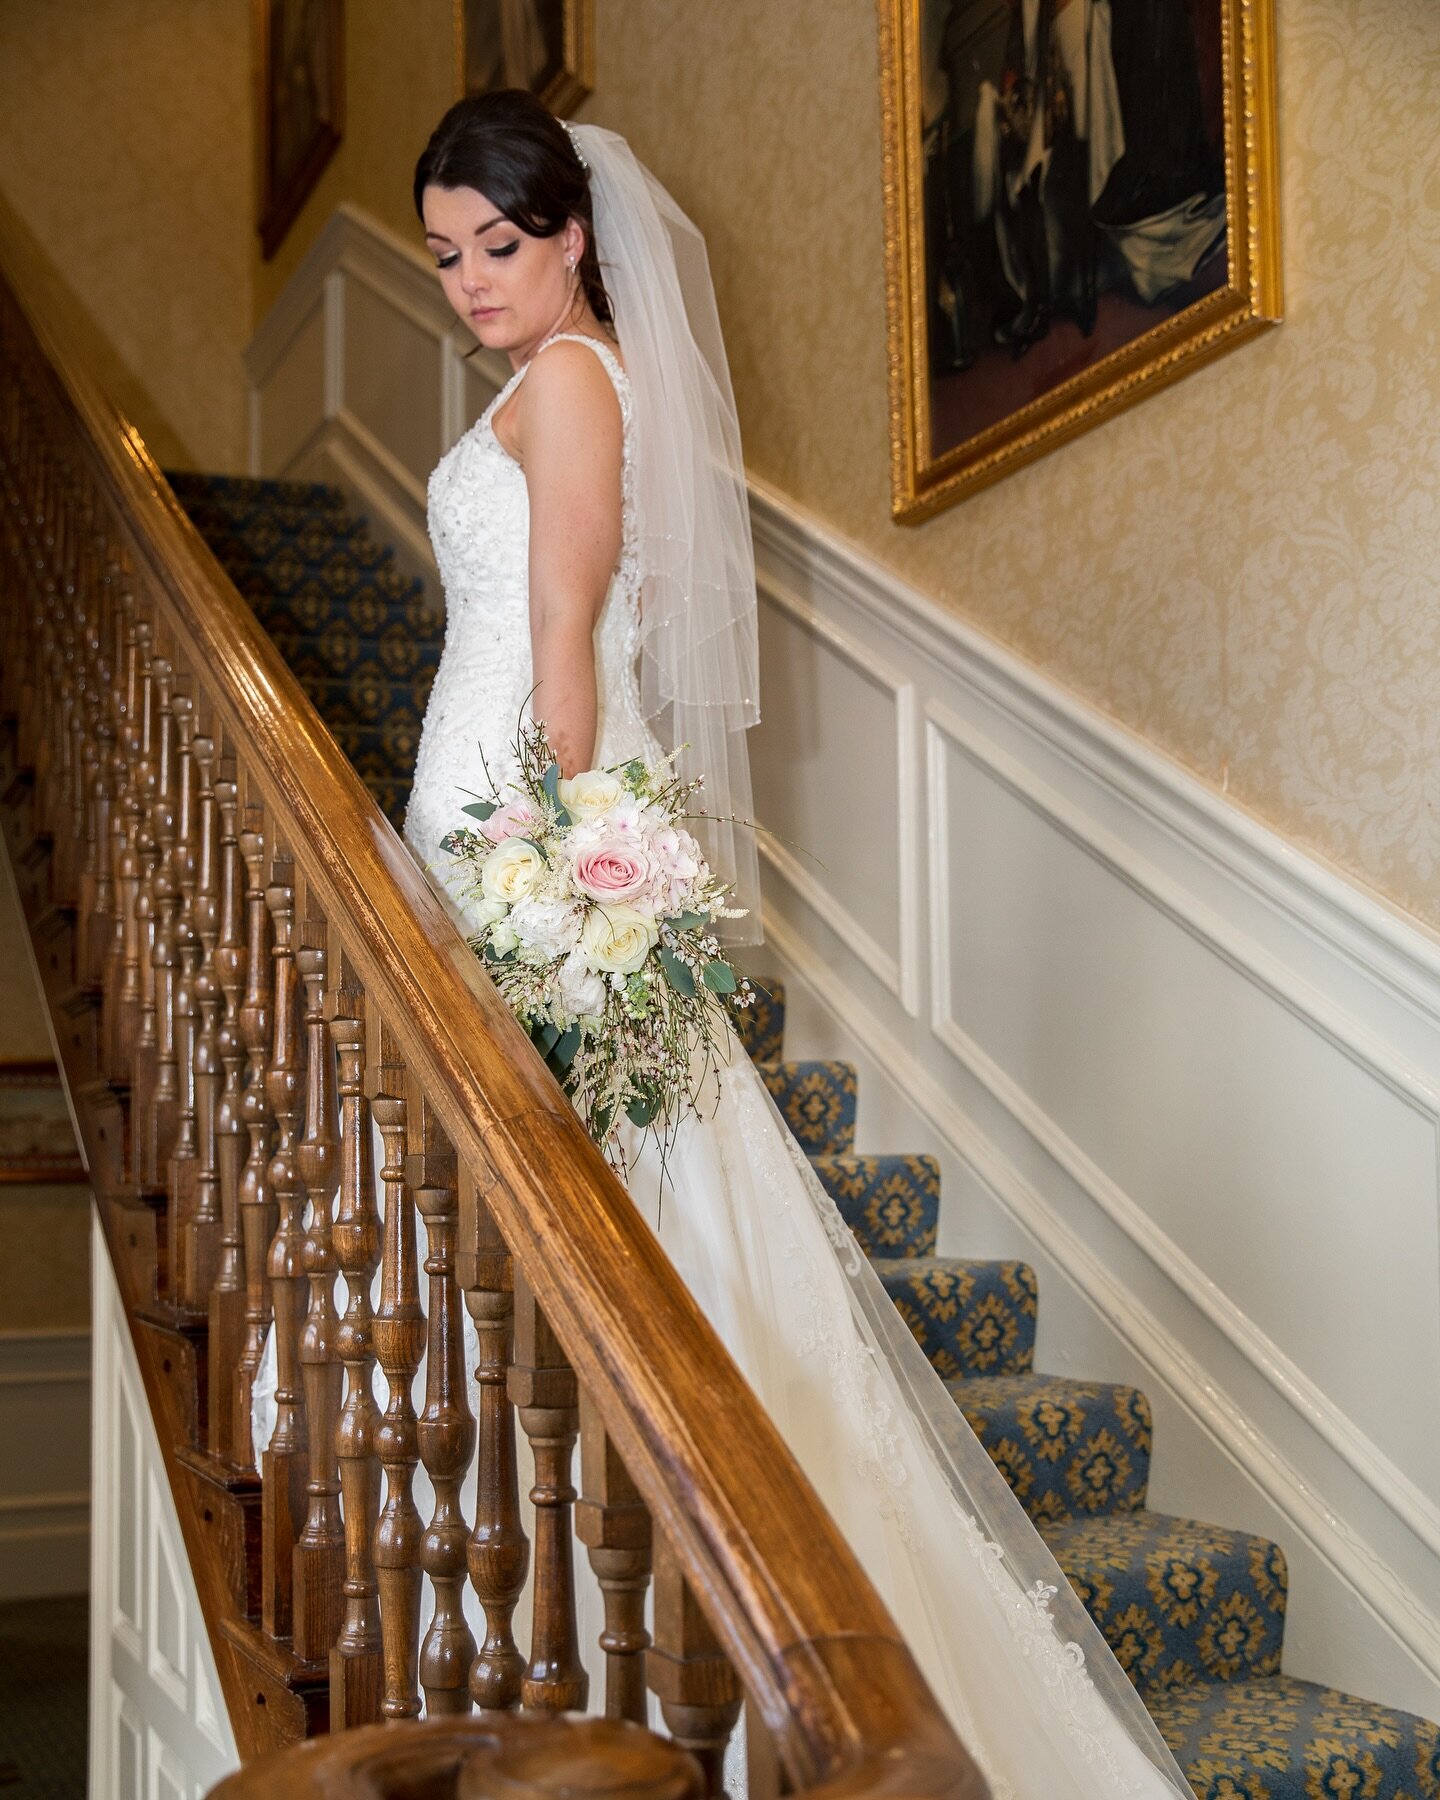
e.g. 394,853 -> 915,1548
572,837 -> 654,905
481,797 -> 541,845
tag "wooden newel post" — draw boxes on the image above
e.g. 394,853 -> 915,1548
648,1536 -> 743,1798
510,1272 -> 588,1716
577,1393 -> 653,1724
461,1180 -> 528,1713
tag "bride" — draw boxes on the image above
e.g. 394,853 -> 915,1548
278,89 -> 1194,1799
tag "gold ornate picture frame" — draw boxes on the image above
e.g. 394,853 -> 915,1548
879,0 -> 1282,523
455,0 -> 595,117
255,0 -> 345,262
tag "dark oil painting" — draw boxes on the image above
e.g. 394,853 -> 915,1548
922,0 -> 1229,460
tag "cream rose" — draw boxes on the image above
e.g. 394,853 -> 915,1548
558,768 -> 625,821
580,903 -> 659,975
480,837 -> 545,906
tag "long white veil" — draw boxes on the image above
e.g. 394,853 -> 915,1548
574,123 -> 762,946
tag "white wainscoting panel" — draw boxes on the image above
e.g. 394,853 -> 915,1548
89,1234 -> 237,1800
0,1323 -> 90,1597
243,202 -> 1440,1723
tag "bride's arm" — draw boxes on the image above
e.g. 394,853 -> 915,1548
515,343 -> 624,776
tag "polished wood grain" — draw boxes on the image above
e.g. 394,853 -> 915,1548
577,1394 -> 652,1725
208,768 -> 248,1463
234,808 -> 276,1471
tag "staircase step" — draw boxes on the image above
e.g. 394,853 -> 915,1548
268,623 -> 442,685
873,1256 -> 1036,1379
234,566 -> 434,638
947,1373 -> 1151,1524
733,979 -> 785,1061
223,535 -> 406,601
1148,1674 -> 1440,1800
165,471 -> 349,516
315,712 -> 425,788
188,510 -> 369,571
757,1059 -> 856,1155
295,670 -> 435,731
811,1153 -> 938,1258
1042,1511 -> 1288,1695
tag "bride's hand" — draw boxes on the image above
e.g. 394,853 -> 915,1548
516,339 -> 625,775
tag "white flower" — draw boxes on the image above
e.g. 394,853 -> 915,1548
481,837 -> 545,906
556,950 -> 607,1020
558,768 -> 625,821
509,893 -> 583,960
580,903 -> 659,975
469,895 -> 510,929
489,919 -> 520,958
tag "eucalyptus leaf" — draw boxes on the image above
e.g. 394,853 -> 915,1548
701,959 -> 737,995
532,1019 -> 561,1058
461,799 -> 498,822
552,1025 -> 582,1072
542,762 -> 572,828
671,909 -> 710,931
626,1091 -> 659,1128
658,947 -> 696,998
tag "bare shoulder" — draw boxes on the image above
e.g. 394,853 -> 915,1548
523,337 -> 622,421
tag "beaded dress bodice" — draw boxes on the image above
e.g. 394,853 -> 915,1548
404,333 -> 654,879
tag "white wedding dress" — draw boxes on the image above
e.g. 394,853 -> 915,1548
392,331 -> 1193,1800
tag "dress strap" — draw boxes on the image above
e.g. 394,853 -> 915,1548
531,331 -> 630,399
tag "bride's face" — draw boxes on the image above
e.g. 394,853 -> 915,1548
423,183 -> 583,362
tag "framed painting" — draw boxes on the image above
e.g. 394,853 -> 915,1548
255,0 -> 345,261
0,1061 -> 83,1184
455,0 -> 595,116
879,0 -> 1282,522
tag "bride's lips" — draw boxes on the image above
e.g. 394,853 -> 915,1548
470,306 -> 501,320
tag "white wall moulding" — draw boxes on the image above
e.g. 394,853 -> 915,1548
244,202 -> 1440,1722
0,1325 -> 90,1599
89,1235 -> 237,1800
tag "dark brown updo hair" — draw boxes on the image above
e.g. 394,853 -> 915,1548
414,90 -> 613,328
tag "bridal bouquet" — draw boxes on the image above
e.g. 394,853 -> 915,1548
441,721 -> 754,1158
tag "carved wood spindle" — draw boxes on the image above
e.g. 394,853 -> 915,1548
83,717 -> 115,987
183,731 -> 222,1307
577,1395 -> 653,1723
165,691 -> 201,1297
121,622 -> 157,1108
207,769 -> 248,1463
648,1536 -> 743,1797
291,917 -> 346,1660
369,1037 -> 425,1720
412,1108 -> 476,1715
262,859 -> 308,1643
146,672 -> 188,1193
328,988 -> 383,1729
233,808 -> 276,1471
462,1184 -> 528,1712
510,1272 -> 588,1716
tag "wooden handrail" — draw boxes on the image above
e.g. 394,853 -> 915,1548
0,241 -> 986,1800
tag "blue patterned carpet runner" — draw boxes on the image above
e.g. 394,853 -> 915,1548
172,472 -> 1440,1800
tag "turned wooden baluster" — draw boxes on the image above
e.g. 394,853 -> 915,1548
262,858 -> 308,1642
649,1536 -> 743,1797
182,730 -> 222,1307
291,916 -> 346,1660
101,595 -> 139,1079
577,1396 -> 653,1723
462,1182 -> 528,1712
166,692 -> 201,1297
83,715 -> 115,988
328,987 -> 383,1728
138,654 -> 177,1191
114,619 -> 154,1093
369,1036 -> 425,1720
146,672 -> 187,1192
510,1272 -> 587,1716
233,808 -> 276,1471
207,768 -> 248,1462
412,1107 -> 476,1714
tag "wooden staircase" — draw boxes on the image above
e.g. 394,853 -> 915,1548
0,258 -> 986,1799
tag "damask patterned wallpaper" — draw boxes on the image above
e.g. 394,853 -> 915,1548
0,0 -> 251,471
589,0 -> 1440,934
